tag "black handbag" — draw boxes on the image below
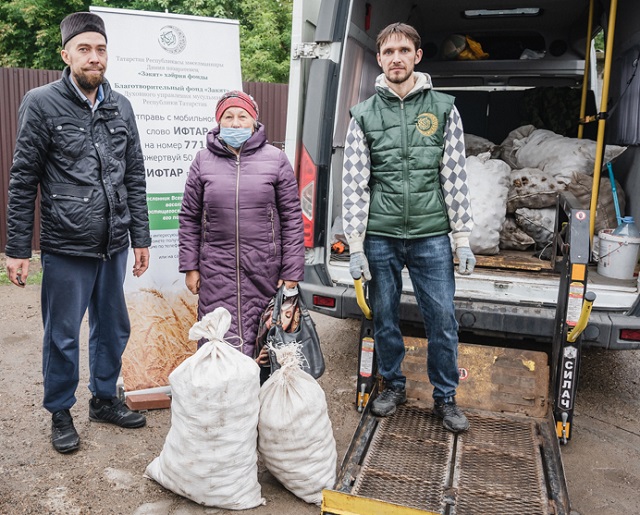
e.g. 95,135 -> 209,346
264,285 -> 325,379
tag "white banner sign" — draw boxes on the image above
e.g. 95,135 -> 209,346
91,6 -> 242,391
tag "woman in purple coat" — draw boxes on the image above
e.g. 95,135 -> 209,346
178,91 -> 305,360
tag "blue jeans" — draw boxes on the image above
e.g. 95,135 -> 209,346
41,250 -> 131,413
364,234 -> 459,401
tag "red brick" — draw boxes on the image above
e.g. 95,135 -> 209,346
125,393 -> 171,411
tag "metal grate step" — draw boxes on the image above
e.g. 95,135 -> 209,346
454,413 -> 550,515
351,404 -> 550,515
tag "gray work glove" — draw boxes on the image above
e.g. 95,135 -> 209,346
456,246 -> 476,275
349,251 -> 372,281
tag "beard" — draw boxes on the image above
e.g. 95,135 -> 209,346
385,68 -> 413,85
74,69 -> 104,91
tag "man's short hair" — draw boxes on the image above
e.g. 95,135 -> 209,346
376,23 -> 421,53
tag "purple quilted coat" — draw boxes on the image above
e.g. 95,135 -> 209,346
178,124 -> 304,357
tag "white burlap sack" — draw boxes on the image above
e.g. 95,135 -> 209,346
145,308 -> 265,509
565,172 -> 627,235
507,167 -> 563,213
515,207 -> 556,249
466,152 -> 512,255
258,345 -> 337,505
512,129 -> 626,183
500,124 -> 536,168
500,216 -> 535,251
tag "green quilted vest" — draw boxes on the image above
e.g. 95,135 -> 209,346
350,88 -> 454,239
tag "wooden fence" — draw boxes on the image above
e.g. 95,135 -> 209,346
0,67 -> 288,252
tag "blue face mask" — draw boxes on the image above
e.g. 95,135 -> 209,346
220,127 -> 253,148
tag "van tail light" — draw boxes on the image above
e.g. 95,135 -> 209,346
620,329 -> 640,341
298,145 -> 317,248
313,295 -> 336,308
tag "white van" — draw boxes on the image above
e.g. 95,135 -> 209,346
285,0 -> 640,350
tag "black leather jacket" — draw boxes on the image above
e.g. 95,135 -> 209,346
6,68 -> 151,259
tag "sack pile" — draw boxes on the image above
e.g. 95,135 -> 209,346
464,126 -> 627,254
145,307 -> 265,509
146,304 -> 336,509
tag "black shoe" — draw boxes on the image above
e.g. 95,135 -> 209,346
51,409 -> 80,454
371,386 -> 407,417
433,399 -> 469,433
89,397 -> 146,428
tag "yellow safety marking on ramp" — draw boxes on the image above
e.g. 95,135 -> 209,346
322,490 -> 441,515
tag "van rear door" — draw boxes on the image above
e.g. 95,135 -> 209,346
285,0 -> 350,271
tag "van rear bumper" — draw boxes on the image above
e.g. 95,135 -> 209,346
300,283 -> 640,351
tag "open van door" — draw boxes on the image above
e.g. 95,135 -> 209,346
284,0 -> 322,169
285,0 -> 350,275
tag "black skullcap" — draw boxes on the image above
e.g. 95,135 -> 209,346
60,12 -> 107,48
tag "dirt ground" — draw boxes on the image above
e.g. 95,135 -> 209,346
1,264 -> 639,515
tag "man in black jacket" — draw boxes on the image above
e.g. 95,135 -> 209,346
4,12 -> 151,453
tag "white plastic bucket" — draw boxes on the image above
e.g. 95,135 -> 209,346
597,229 -> 640,280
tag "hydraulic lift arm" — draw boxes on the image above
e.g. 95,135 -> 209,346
354,278 -> 375,412
551,192 -> 597,444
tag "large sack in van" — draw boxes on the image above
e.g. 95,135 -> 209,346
258,344 -> 337,505
500,216 -> 536,251
507,167 -> 564,213
145,308 -> 265,509
466,152 -> 511,255
500,125 -> 536,168
512,129 -> 626,183
515,207 -> 556,249
565,172 -> 627,235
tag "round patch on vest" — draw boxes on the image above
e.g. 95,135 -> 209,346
416,113 -> 439,137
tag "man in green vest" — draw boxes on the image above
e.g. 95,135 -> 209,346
342,23 -> 476,433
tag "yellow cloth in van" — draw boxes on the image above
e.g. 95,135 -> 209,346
458,36 -> 489,60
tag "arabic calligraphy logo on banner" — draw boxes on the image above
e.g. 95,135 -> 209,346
158,25 -> 187,54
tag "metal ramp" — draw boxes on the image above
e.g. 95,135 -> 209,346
323,342 -> 570,515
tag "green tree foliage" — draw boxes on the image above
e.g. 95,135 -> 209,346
594,31 -> 604,52
239,0 -> 292,83
0,0 -> 87,69
0,0 -> 292,82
